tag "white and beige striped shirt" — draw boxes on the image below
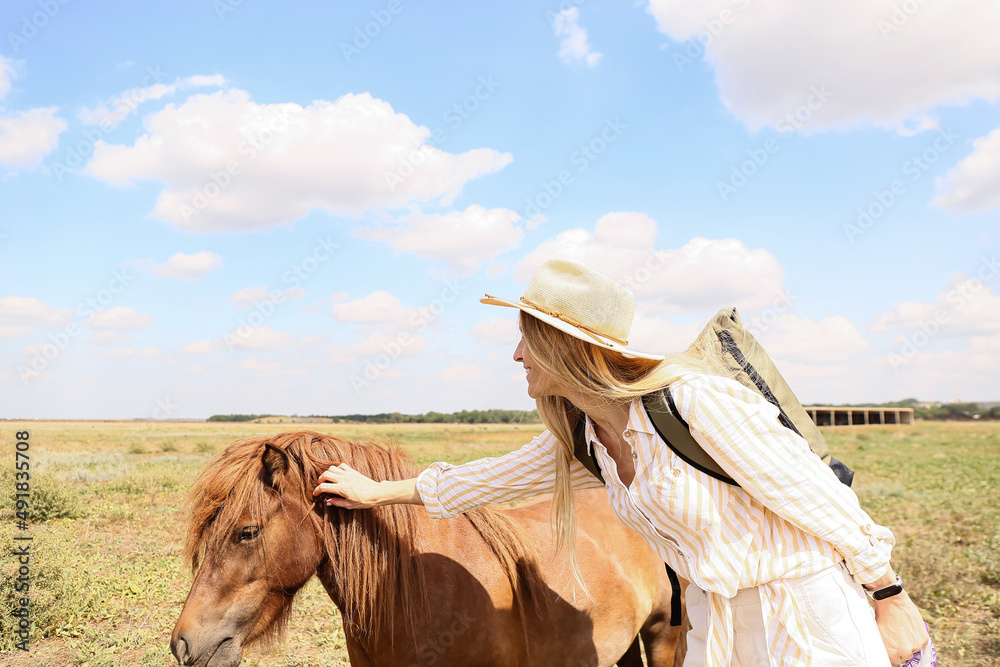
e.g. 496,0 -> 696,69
416,370 -> 895,666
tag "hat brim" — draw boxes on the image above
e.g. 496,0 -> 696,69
480,294 -> 665,361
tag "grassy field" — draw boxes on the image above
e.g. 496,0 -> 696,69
0,419 -> 997,666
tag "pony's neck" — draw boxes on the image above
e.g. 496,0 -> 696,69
312,499 -> 428,647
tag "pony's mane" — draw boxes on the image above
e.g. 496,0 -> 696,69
183,430 -> 549,648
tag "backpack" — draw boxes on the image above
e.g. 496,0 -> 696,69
572,307 -> 855,488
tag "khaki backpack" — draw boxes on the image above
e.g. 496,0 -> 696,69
572,307 -> 854,488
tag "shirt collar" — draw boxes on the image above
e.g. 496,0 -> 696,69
583,398 -> 654,455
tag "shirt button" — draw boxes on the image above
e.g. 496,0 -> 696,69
631,450 -> 638,460
672,468 -> 682,477
623,430 -> 633,439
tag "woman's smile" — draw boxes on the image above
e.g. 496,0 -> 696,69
513,337 -> 555,398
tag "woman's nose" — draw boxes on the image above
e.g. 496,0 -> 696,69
513,338 -> 524,362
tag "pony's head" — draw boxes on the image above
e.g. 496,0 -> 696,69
170,430 -> 423,667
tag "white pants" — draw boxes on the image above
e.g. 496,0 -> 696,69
683,562 -> 892,666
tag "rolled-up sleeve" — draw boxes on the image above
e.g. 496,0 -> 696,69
670,374 -> 895,584
416,429 -> 605,519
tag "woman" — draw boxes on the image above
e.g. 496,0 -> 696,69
313,259 -> 928,666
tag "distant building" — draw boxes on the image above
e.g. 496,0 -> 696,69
806,406 -> 914,426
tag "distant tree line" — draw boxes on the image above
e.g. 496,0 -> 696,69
206,414 -> 275,422
207,401 -> 1000,423
206,409 -> 540,424
914,403 -> 1000,421
323,409 -> 541,424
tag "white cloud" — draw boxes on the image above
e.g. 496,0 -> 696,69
626,313 -> 706,357
180,339 -> 219,355
240,358 -> 283,373
866,332 -> 1000,402
90,330 -> 134,345
330,291 -> 417,325
98,347 -> 160,359
86,88 -> 513,232
356,205 -> 523,274
0,106 -> 67,170
79,74 -> 226,129
0,326 -> 32,338
87,306 -> 154,330
230,285 -> 305,309
471,316 -> 520,347
870,273 -> 1000,339
646,0 -> 1000,132
327,330 -> 429,365
933,127 -> 1000,213
152,251 -> 223,281
487,262 -> 509,277
756,314 -> 870,364
0,296 -> 72,327
552,8 -> 602,67
21,342 -> 66,361
231,326 -> 296,350
183,325 -> 296,355
514,212 -> 785,314
439,364 -> 485,382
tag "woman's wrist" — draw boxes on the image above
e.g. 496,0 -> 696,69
872,588 -> 910,607
375,478 -> 423,507
864,567 -> 899,592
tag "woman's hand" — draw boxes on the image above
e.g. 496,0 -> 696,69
312,464 -> 423,509
873,590 -> 929,663
312,463 -> 384,509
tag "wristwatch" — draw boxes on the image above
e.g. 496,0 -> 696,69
867,573 -> 904,600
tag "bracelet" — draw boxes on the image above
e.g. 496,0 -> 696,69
867,573 -> 904,600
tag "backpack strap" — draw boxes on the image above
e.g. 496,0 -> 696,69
572,410 -> 605,484
716,328 -> 802,438
642,389 -> 739,486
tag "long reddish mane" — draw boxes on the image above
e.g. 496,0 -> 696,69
182,430 -> 549,646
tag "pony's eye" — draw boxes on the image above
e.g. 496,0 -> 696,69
239,526 -> 261,542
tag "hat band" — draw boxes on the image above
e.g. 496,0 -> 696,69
518,296 -> 630,347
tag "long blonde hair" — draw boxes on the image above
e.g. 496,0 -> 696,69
518,311 -> 734,592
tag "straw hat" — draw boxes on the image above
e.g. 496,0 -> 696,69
481,259 -> 665,361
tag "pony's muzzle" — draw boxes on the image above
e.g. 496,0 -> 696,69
171,631 -> 239,667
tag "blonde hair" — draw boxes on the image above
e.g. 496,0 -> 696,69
518,311 -> 735,593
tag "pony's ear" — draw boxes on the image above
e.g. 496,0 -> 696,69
261,443 -> 289,488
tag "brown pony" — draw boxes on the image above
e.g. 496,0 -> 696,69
170,430 -> 688,666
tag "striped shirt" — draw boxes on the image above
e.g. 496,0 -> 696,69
416,370 -> 895,666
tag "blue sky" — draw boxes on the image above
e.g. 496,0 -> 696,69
1,0 -> 998,419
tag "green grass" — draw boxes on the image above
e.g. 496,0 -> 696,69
0,420 -> 997,665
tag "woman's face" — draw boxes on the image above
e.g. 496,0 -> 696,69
513,336 -> 559,400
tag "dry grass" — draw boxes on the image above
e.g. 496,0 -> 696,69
0,419 -> 996,666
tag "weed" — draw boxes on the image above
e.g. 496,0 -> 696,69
0,467 -> 84,521
970,527 -> 1000,586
